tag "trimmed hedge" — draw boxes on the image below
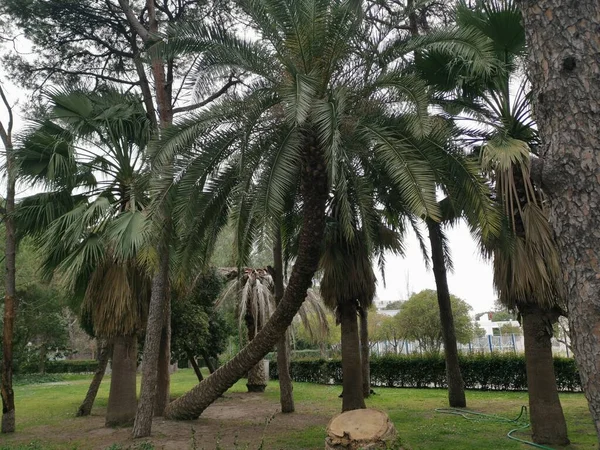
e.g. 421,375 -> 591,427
269,354 -> 581,392
18,360 -> 99,374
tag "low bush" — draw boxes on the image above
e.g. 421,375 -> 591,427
18,359 -> 99,374
269,353 -> 581,392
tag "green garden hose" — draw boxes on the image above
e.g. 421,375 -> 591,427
435,406 -> 555,450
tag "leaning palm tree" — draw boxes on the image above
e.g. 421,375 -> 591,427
154,0 -> 498,419
16,88 -> 152,427
416,1 -> 569,444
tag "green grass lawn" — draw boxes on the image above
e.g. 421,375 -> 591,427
0,369 -> 596,450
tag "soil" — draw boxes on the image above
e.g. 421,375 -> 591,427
4,393 -> 329,450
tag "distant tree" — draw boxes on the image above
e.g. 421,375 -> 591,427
396,290 -> 475,354
384,301 -> 403,310
374,316 -> 403,354
499,324 -> 522,336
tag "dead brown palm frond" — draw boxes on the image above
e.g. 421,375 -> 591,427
81,257 -> 150,338
216,267 -> 328,343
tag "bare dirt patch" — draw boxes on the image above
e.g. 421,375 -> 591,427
3,392 -> 329,450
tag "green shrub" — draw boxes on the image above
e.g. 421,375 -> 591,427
18,359 -> 99,375
269,353 -> 581,392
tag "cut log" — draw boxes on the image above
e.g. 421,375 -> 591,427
325,409 -> 399,450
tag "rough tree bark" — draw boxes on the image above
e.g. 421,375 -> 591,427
77,340 -> 112,417
0,83 -> 16,433
359,307 -> 370,399
519,0 -> 600,440
340,301 -> 366,412
186,347 -> 204,382
106,335 -> 138,427
164,140 -> 328,420
273,229 -> 295,413
427,220 -> 466,408
154,293 -> 171,416
520,304 -> 569,445
132,249 -> 169,437
201,349 -> 216,374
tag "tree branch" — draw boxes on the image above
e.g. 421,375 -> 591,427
28,66 -> 140,86
118,0 -> 150,41
0,83 -> 14,150
172,77 -> 239,115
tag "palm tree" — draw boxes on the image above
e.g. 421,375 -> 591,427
156,0 -> 497,419
416,1 -> 569,444
218,267 -> 328,396
17,88 -> 152,427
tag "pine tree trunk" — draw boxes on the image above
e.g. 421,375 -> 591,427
132,250 -> 169,437
106,335 -> 138,427
164,140 -> 328,420
273,228 -> 295,413
186,347 -> 204,382
77,340 -> 112,417
521,305 -> 569,445
359,308 -> 370,399
340,301 -> 366,412
519,1 -> 600,440
154,293 -> 171,417
1,120 -> 16,433
427,220 -> 466,408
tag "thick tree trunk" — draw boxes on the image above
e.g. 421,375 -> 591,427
77,340 -> 112,417
247,360 -> 268,392
201,349 -> 216,374
132,250 -> 169,437
1,119 -> 16,433
521,305 -> 569,445
273,229 -> 295,413
340,301 -> 366,412
106,335 -> 138,427
519,1 -> 600,440
154,293 -> 171,417
164,142 -> 328,420
359,308 -> 370,399
427,220 -> 466,408
186,347 -> 204,382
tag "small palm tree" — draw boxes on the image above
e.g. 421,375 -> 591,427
17,88 -> 152,427
416,1 -> 569,444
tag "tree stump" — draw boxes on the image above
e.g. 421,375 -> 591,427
325,409 -> 398,450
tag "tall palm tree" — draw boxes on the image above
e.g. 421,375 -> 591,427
16,88 -> 152,427
416,1 -> 569,444
155,0 -> 497,420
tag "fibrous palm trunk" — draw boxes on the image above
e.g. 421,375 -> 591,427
164,141 -> 328,420
521,304 -> 569,445
274,228 -> 295,413
359,308 -> 370,399
427,220 -> 466,408
519,1 -> 600,440
340,301 -> 366,412
245,312 -> 267,393
77,340 -> 112,417
106,335 -> 138,427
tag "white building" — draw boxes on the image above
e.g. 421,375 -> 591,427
476,313 -> 521,336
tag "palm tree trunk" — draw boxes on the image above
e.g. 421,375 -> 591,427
186,347 -> 203,382
340,301 -> 366,412
519,1 -> 600,441
359,308 -> 370,398
77,340 -> 112,417
428,220 -> 466,408
1,105 -> 16,433
132,249 -> 169,437
106,335 -> 138,427
521,305 -> 569,445
164,143 -> 328,420
273,228 -> 295,413
201,349 -> 216,374
154,293 -> 171,416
